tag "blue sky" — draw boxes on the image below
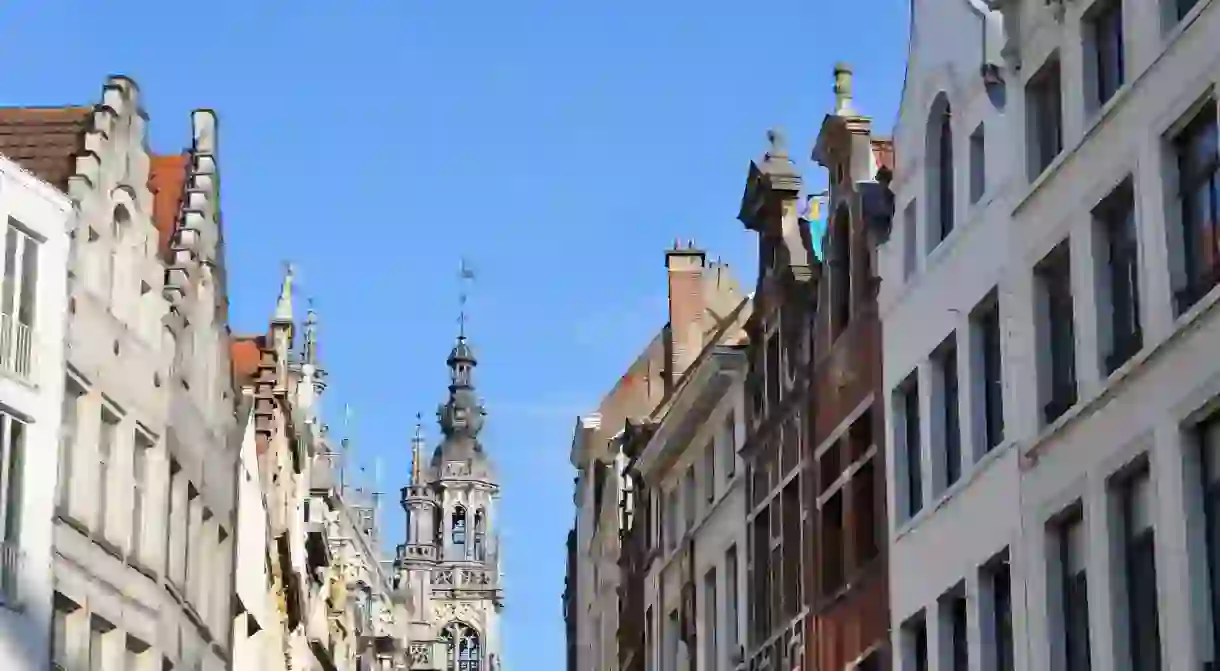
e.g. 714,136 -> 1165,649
1,1 -> 907,667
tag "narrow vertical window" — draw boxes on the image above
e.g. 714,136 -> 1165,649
903,612 -> 928,671
98,409 -> 120,537
1199,415 -> 1220,664
1095,180 -> 1142,373
936,335 -> 961,489
939,586 -> 968,671
984,551 -> 1014,671
1037,243 -> 1077,424
1027,55 -> 1064,179
58,380 -> 83,512
88,615 -> 110,671
899,374 -> 923,518
1172,100 -> 1220,313
0,219 -> 40,379
970,124 -> 986,204
936,101 -> 955,242
703,567 -> 717,670
972,292 -> 1005,451
854,458 -> 879,565
1087,0 -> 1125,110
1056,509 -> 1092,671
1117,467 -> 1161,671
0,413 -> 24,604
704,441 -> 716,504
131,432 -> 152,561
684,465 -> 697,529
723,410 -> 737,478
451,505 -> 467,559
725,545 -> 739,659
903,199 -> 918,279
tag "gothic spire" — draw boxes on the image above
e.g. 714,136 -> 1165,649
303,299 -> 319,367
273,261 -> 295,324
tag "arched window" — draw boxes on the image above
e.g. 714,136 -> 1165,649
473,509 -> 486,561
440,622 -> 481,671
927,94 -> 955,246
451,505 -> 467,558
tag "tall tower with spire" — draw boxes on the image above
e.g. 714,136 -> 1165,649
395,261 -> 504,671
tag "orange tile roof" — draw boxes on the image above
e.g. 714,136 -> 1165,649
0,106 -> 93,188
230,336 -> 263,385
149,153 -> 188,261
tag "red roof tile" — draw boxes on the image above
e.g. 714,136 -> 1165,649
230,336 -> 263,385
0,107 -> 92,188
149,153 -> 188,261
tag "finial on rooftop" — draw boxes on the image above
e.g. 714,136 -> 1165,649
766,128 -> 789,159
303,298 -> 319,366
273,261 -> 295,324
411,413 -> 425,486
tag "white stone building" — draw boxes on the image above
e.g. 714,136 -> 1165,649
1,77 -> 240,670
882,0 -> 1220,669
0,155 -> 73,668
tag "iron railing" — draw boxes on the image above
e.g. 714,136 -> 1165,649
0,313 -> 32,381
0,539 -> 23,607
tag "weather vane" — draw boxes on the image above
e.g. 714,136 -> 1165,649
458,257 -> 477,338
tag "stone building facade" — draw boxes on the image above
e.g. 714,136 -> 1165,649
566,243 -> 745,671
395,333 -> 504,671
0,154 -> 73,667
734,131 -> 816,671
805,65 -> 893,671
882,0 -> 1220,669
230,269 -> 404,671
0,77 -> 239,670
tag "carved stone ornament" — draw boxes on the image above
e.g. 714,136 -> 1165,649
408,643 -> 431,666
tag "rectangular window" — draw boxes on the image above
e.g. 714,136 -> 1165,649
131,432 -> 152,561
936,106 -> 955,243
900,374 -> 923,518
972,293 -> 1005,451
1027,55 -> 1064,179
970,124 -> 986,204
0,219 -> 40,379
821,492 -> 844,596
854,458 -> 879,566
58,380 -> 84,513
1095,180 -> 1142,373
985,552 -> 1014,671
939,586 -> 969,671
935,335 -> 961,489
666,609 -> 680,671
185,485 -> 200,602
781,480 -> 802,614
703,567 -> 717,671
1199,415 -> 1220,664
1172,100 -> 1219,313
89,615 -> 110,671
644,607 -> 654,671
167,459 -> 183,585
722,411 -> 737,478
750,510 -> 770,642
1037,243 -> 1077,424
98,409 -> 120,538
1173,0 -> 1201,22
725,545 -> 739,658
1056,509 -> 1092,671
0,412 -> 25,604
684,465 -> 696,531
765,331 -> 781,409
1087,0 -> 1125,110
904,200 -> 918,280
704,441 -> 716,504
1116,467 -> 1161,671
51,594 -> 74,670
904,613 -> 928,671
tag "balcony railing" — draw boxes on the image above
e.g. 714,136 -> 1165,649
0,539 -> 23,607
0,313 -> 33,381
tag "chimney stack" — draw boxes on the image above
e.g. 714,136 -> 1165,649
834,62 -> 855,116
666,240 -> 707,388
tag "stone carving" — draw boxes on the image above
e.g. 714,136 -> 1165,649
444,461 -> 470,478
408,643 -> 431,666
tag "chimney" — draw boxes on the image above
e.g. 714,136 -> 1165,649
666,239 -> 707,387
834,62 -> 855,116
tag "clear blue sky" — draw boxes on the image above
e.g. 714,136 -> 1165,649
1,1 -> 907,667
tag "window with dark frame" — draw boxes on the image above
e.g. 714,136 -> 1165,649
1038,243 -> 1077,424
973,294 -> 1005,451
1095,180 -> 1142,373
905,613 -> 929,671
901,375 -> 923,519
970,124 -> 986,204
1173,100 -> 1220,313
1057,509 -> 1092,671
1117,466 -> 1162,671
821,491 -> 844,597
1174,0 -> 1201,23
1197,415 -> 1220,665
831,214 -> 852,335
936,336 -> 961,489
935,102 -> 955,244
940,587 -> 969,671
1027,56 -> 1064,180
854,458 -> 879,567
1088,0 -> 1125,110
986,552 -> 1015,671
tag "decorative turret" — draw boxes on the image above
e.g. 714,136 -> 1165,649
398,415 -> 439,566
270,263 -> 295,394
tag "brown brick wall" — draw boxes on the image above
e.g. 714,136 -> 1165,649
812,309 -> 880,443
808,566 -> 889,669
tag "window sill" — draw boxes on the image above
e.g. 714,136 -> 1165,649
1162,0 -> 1214,50
892,438 -> 1017,544
1025,275 -> 1220,465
